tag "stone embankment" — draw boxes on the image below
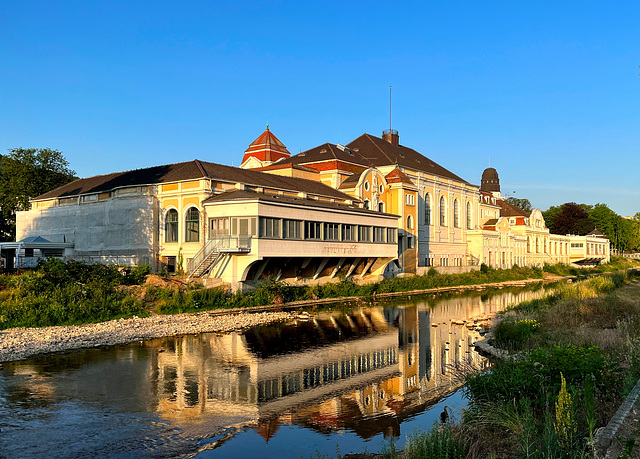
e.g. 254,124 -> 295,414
0,310 -> 297,363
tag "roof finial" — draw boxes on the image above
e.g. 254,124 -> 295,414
266,123 -> 269,131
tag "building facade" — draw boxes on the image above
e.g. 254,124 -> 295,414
4,127 -> 610,287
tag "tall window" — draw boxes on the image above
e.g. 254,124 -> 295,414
424,193 -> 432,225
185,207 -> 200,242
165,209 -> 178,242
453,199 -> 460,228
407,215 -> 414,230
440,196 -> 447,226
373,226 -> 385,242
466,201 -> 472,229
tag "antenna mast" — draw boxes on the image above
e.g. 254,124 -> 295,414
389,85 -> 392,131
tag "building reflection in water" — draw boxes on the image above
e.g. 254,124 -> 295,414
152,287 -> 546,443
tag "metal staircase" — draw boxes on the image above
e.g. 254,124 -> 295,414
187,236 -> 251,280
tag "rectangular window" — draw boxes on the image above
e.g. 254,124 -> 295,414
373,226 -> 385,243
359,225 -> 372,242
283,219 -> 302,239
405,194 -> 415,205
387,228 -> 397,243
342,224 -> 356,241
209,218 -> 229,239
324,223 -> 340,241
259,217 -> 281,238
305,221 -> 322,240
407,235 -> 413,249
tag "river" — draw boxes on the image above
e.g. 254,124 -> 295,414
0,286 -> 548,458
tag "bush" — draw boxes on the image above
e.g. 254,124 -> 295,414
493,318 -> 541,350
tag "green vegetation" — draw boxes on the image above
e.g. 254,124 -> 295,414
0,148 -> 76,241
543,255 -> 639,276
151,265 -> 544,315
390,270 -> 640,459
0,259 -> 149,329
543,202 -> 640,253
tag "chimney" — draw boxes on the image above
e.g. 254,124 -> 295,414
382,129 -> 399,146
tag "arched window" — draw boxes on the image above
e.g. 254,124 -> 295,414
466,201 -> 473,229
424,192 -> 432,225
527,236 -> 531,253
535,237 -> 540,253
165,209 -> 178,243
440,196 -> 446,226
453,199 -> 460,228
378,202 -> 385,213
185,207 -> 200,242
407,215 -> 414,230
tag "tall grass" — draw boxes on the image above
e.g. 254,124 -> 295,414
0,259 -> 149,329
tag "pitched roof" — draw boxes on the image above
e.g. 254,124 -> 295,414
203,189 -> 399,217
274,143 -> 372,168
338,172 -> 363,189
346,134 -> 470,183
34,159 -> 353,202
242,127 -> 290,164
385,167 -> 415,185
588,228 -> 607,237
497,199 -> 530,218
276,134 -> 470,185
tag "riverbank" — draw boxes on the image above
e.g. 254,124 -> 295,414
0,275 -> 549,364
388,271 -> 640,459
0,309 -> 297,363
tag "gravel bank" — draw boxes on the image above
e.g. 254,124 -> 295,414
0,310 -> 297,363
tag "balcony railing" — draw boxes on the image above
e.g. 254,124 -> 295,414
187,236 -> 251,273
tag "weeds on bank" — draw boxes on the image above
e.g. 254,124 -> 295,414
152,265 -> 545,315
0,259 -> 149,329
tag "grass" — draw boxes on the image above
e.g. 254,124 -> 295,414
382,270 -> 640,459
0,259 -> 149,329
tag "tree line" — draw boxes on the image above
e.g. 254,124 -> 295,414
0,148 -> 76,241
542,202 -> 640,253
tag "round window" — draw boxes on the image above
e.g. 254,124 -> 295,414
364,181 -> 370,191
379,184 -> 384,193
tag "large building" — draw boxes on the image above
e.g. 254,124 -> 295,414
2,126 -> 610,289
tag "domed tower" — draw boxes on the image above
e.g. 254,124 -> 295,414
481,167 -> 501,195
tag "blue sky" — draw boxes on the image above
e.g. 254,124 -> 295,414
1,1 -> 638,215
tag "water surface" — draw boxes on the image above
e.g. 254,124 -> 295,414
0,286 -> 546,458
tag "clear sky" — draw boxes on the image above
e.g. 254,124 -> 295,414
1,1 -> 638,215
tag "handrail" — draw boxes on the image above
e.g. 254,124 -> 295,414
187,236 -> 252,274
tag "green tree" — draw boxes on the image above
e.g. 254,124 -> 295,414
0,148 -> 76,241
548,202 -> 594,236
542,205 -> 563,233
505,197 -> 533,213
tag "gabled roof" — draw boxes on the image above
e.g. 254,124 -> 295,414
385,167 -> 415,185
274,143 -> 372,168
34,160 -> 353,202
346,134 -> 470,183
587,228 -> 607,237
279,134 -> 470,184
497,199 -> 530,218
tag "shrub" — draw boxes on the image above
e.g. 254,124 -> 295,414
493,318 -> 541,350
